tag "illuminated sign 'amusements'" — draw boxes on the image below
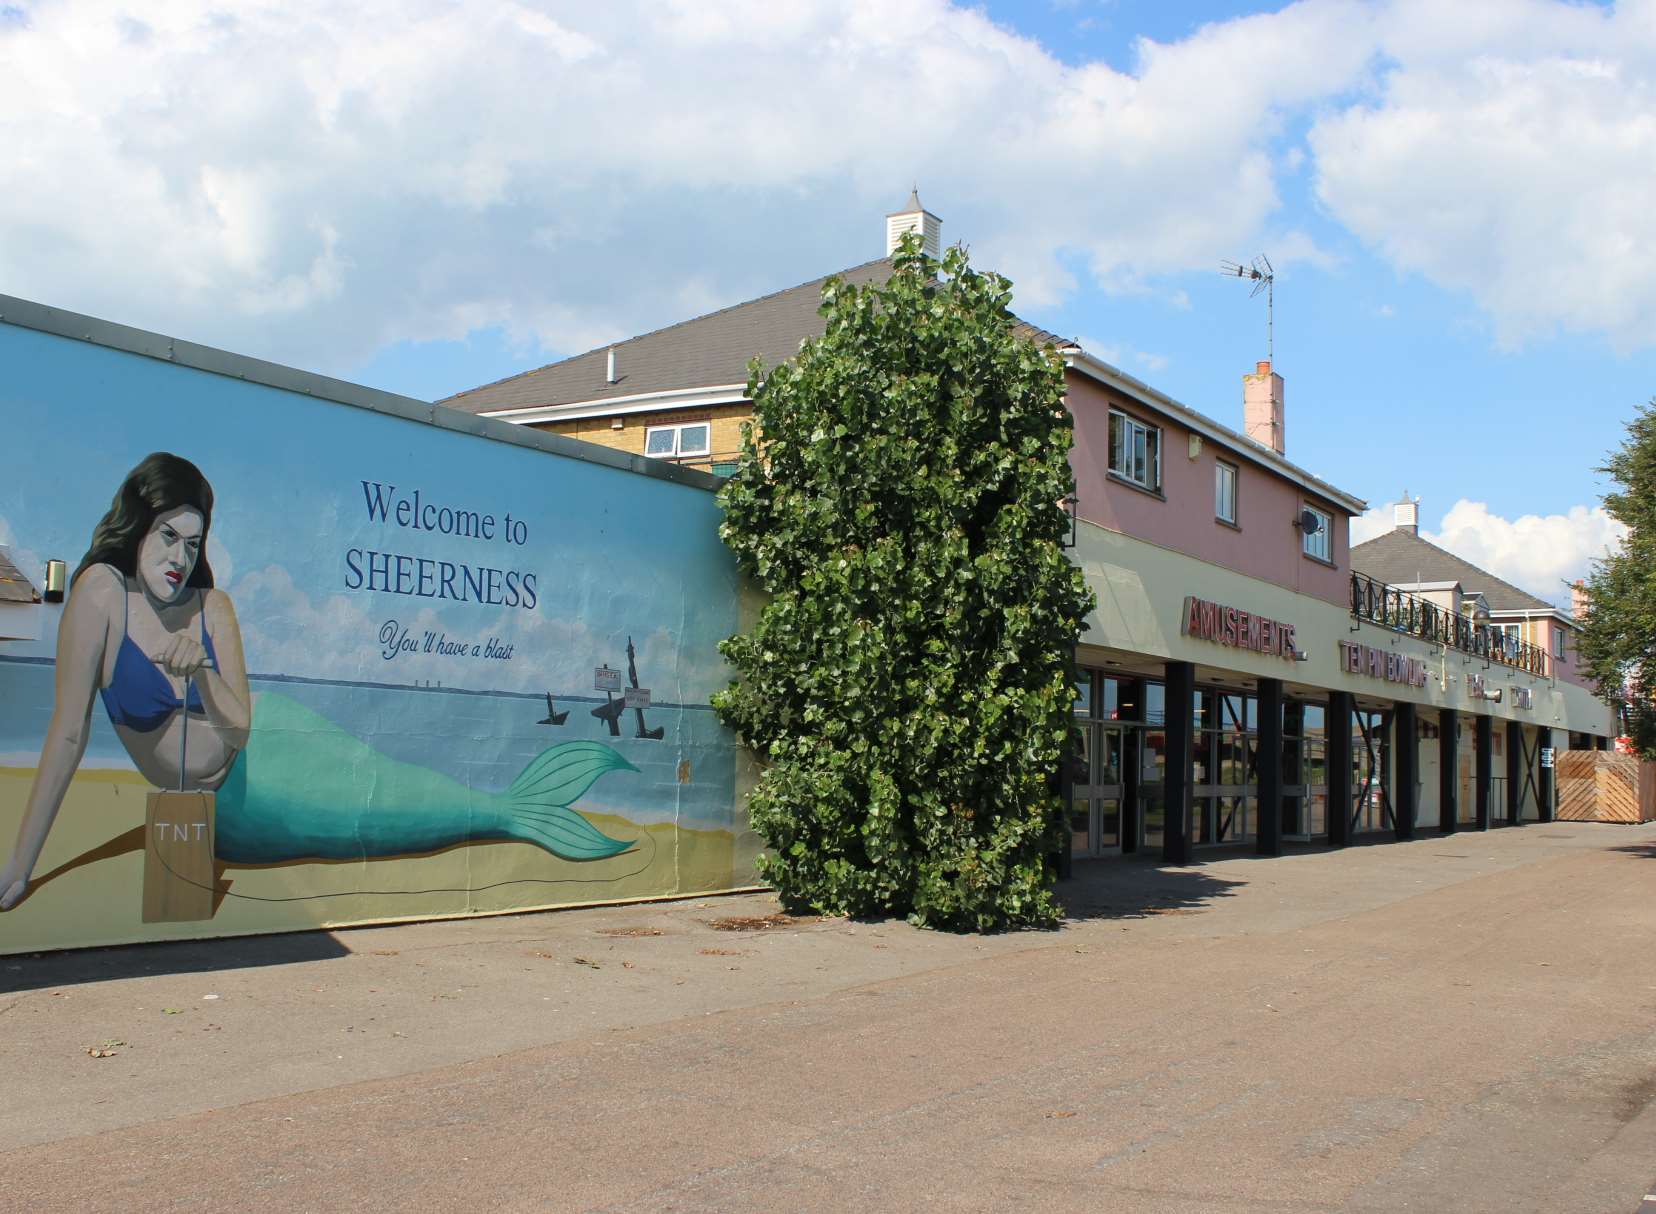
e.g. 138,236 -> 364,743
1180,596 -> 1299,660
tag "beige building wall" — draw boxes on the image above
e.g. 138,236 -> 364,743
1072,518 -> 1612,737
533,403 -> 753,467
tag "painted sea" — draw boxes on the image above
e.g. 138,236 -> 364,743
0,658 -> 738,832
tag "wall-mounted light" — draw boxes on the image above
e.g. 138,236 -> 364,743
610,417 -> 624,430
1061,493 -> 1078,549
43,559 -> 66,604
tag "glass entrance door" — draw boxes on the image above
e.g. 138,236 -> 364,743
1282,701 -> 1329,840
1192,690 -> 1256,846
1070,671 -> 1124,858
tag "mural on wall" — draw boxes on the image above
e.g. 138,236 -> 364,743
0,321 -> 753,953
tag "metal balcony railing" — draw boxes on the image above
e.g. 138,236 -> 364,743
651,451 -> 743,477
1349,572 -> 1549,677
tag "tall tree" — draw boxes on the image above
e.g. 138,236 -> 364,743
1578,399 -> 1656,755
713,237 -> 1093,931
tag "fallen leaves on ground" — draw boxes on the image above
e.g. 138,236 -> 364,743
706,912 -> 817,932
596,927 -> 664,937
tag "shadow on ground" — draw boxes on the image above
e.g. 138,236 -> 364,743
0,930 -> 353,995
1056,856 -> 1245,922
1610,843 -> 1656,860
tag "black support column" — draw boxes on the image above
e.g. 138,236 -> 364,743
1475,714 -> 1493,831
1506,720 -> 1522,826
1162,662 -> 1195,866
1394,700 -> 1418,842
1257,678 -> 1284,857
1439,708 -> 1459,834
1328,692 -> 1354,849
1537,727 -> 1555,822
1120,679 -> 1143,854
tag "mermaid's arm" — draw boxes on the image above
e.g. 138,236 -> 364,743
0,572 -> 115,909
193,590 -> 250,750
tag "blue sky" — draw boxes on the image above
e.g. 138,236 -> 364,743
1,0 -> 1648,604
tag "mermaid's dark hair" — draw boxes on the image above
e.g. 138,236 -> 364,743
74,453 -> 215,589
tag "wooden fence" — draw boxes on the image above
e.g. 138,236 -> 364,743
1556,751 -> 1656,823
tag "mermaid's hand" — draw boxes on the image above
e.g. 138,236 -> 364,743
157,634 -> 211,679
0,858 -> 28,911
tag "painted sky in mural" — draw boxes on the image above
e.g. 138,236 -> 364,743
0,327 -> 740,843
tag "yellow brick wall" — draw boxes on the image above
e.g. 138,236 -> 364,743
532,403 -> 754,467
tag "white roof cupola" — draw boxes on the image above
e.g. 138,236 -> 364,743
885,188 -> 941,258
1394,493 -> 1420,535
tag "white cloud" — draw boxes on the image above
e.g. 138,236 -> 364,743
0,0 -> 1375,374
1075,334 -> 1169,373
1310,0 -> 1656,349
1425,500 -> 1625,606
1357,497 -> 1627,606
5,0 -> 1652,376
1349,505 -> 1394,548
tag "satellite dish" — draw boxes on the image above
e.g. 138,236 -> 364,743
1294,509 -> 1322,534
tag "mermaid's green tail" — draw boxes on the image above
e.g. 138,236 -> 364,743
213,693 -> 636,864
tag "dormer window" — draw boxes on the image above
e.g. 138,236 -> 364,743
644,422 -> 711,460
1300,504 -> 1331,562
1109,410 -> 1161,493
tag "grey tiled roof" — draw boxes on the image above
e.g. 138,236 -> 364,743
1351,528 -> 1556,613
439,259 -> 1073,416
0,547 -> 40,604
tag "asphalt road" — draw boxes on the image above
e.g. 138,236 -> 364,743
3,822 -> 1655,1212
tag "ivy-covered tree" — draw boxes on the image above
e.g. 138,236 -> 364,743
712,237 -> 1094,931
1578,399 -> 1656,756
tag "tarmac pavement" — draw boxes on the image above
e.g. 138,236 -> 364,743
3,821 -> 1656,1212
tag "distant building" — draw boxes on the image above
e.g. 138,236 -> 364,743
1352,497 -> 1589,690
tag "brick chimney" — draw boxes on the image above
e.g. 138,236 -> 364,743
1571,580 -> 1591,622
1243,360 -> 1284,454
1394,494 -> 1419,535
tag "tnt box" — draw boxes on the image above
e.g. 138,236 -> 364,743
143,790 -> 216,923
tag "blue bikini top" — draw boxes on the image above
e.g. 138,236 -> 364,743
98,573 -> 219,733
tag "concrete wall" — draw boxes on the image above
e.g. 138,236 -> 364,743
0,304 -> 758,955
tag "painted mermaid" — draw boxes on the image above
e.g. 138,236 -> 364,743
0,452 -> 634,911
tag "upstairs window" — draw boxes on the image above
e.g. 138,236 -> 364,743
644,422 -> 711,460
1108,410 -> 1161,493
1301,504 -> 1332,562
1215,461 -> 1237,524
1553,627 -> 1567,658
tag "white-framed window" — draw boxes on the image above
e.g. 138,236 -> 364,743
1108,410 -> 1161,493
644,421 -> 711,460
1215,461 -> 1237,524
1301,504 -> 1332,562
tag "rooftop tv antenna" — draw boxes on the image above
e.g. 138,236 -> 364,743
1219,254 -> 1274,361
